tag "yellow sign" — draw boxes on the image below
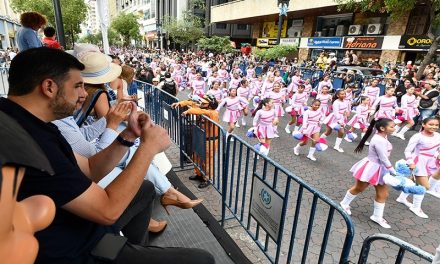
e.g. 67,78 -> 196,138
262,21 -> 287,38
257,38 -> 278,48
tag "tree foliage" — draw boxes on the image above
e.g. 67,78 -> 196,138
10,0 -> 87,46
78,29 -> 120,46
162,15 -> 204,46
197,36 -> 233,53
111,13 -> 141,46
336,0 -> 440,79
252,45 -> 297,60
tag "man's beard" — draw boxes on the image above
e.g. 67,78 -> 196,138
49,87 -> 77,120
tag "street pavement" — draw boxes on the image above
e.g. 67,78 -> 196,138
168,91 -> 439,263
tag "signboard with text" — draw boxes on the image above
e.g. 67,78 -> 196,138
250,176 -> 283,241
307,37 -> 342,48
343,36 -> 383,50
279,38 -> 300,46
399,35 -> 438,50
262,21 -> 287,38
257,38 -> 278,48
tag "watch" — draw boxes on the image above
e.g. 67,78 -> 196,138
116,135 -> 135,147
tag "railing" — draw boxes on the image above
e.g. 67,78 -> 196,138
221,134 -> 355,264
358,234 -> 434,264
0,67 -> 9,97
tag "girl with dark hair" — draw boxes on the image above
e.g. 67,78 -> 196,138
346,96 -> 371,144
315,85 -> 332,116
285,84 -> 308,133
321,90 -> 349,152
206,81 -> 224,103
252,98 -> 278,156
267,82 -> 286,118
371,86 -> 398,120
396,117 -> 440,218
363,79 -> 380,107
392,85 -> 418,140
340,118 -> 396,228
237,79 -> 252,126
287,70 -> 302,94
216,87 -> 249,139
293,100 -> 324,161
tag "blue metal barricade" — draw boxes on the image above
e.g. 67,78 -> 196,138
221,134 -> 354,264
0,67 -> 9,97
358,234 -> 434,264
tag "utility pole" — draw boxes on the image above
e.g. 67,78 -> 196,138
276,0 -> 290,45
52,0 -> 66,49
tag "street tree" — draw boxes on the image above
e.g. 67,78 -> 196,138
197,36 -> 233,53
162,15 -> 204,48
10,0 -> 87,48
78,29 -> 120,46
252,45 -> 297,60
111,13 -> 141,46
335,0 -> 440,79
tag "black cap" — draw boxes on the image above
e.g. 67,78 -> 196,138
164,72 -> 171,78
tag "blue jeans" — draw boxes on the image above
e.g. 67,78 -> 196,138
418,108 -> 437,122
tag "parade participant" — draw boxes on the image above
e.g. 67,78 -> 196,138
285,84 -> 308,133
303,78 -> 313,99
252,98 -> 279,157
190,72 -> 206,97
246,63 -> 255,79
363,79 -> 381,107
287,70 -> 302,94
229,72 -> 242,89
207,71 -> 219,87
346,96 -> 370,144
340,118 -> 396,228
206,80 -> 224,103
261,75 -> 275,96
321,90 -> 350,153
237,79 -> 252,126
393,85 -> 419,140
251,75 -> 264,97
274,70 -> 284,84
266,82 -> 285,117
186,67 -> 197,90
372,87 -> 398,120
317,74 -> 333,93
172,95 -> 220,189
344,85 -> 354,112
293,100 -> 324,161
218,64 -> 229,88
396,117 -> 440,218
216,87 -> 249,138
266,66 -> 275,77
316,85 -> 332,116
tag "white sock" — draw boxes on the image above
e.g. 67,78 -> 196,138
398,126 -> 410,135
341,191 -> 357,206
412,194 -> 424,209
335,137 -> 343,148
294,126 -> 299,131
361,133 -> 365,138
308,147 -> 316,157
295,143 -> 302,148
321,134 -> 327,139
286,124 -> 291,129
398,192 -> 410,201
373,200 -> 385,219
429,177 -> 440,191
394,125 -> 401,133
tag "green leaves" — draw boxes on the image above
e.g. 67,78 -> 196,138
197,36 -> 233,53
252,45 -> 297,60
111,13 -> 140,46
162,15 -> 204,45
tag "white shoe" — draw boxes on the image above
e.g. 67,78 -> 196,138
364,141 -> 370,146
333,146 -> 344,153
307,155 -> 317,161
409,207 -> 428,219
427,190 -> 440,199
370,215 -> 391,229
344,135 -> 353,143
274,134 -> 280,138
235,123 -> 240,128
285,127 -> 291,134
293,146 -> 300,156
241,120 -> 246,126
396,197 -> 413,208
339,202 -> 351,215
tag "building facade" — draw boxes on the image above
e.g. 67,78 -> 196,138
0,0 -> 20,49
210,0 -> 437,65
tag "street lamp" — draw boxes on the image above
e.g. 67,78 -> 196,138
276,0 -> 290,45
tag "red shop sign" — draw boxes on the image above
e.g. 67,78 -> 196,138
343,36 -> 383,50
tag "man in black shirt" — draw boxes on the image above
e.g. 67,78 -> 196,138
1,48 -> 214,264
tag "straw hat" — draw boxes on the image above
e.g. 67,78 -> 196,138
78,52 -> 122,84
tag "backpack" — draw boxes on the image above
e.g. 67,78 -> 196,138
162,80 -> 176,95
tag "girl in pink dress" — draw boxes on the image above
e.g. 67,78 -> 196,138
229,72 -> 241,89
344,85 -> 354,112
261,75 -> 275,96
285,84 -> 308,133
206,81 -> 224,103
237,79 -> 252,126
396,117 -> 440,219
303,79 -> 313,100
266,67 -> 275,78
293,100 -> 324,161
191,72 -> 206,97
251,75 -> 264,97
322,90 -> 350,153
266,82 -> 285,117
372,87 -> 398,120
317,75 -> 333,93
347,96 -> 370,142
288,70 -> 302,94
274,70 -> 284,85
363,79 -> 380,107
246,64 -> 255,79
186,67 -> 197,91
340,118 -> 396,228
252,98 -> 279,156
207,71 -> 220,88
216,87 -> 249,137
218,65 -> 229,88
316,86 -> 332,116
392,86 -> 419,140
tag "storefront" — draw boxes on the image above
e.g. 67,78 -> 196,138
398,35 -> 440,64
306,37 -> 344,61
342,36 -> 384,63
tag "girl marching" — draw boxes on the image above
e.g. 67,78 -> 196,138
266,82 -> 286,118
237,79 -> 252,127
392,85 -> 419,140
206,80 -> 224,103
216,87 -> 249,138
371,87 -> 398,121
252,98 -> 279,157
363,79 -> 381,107
285,84 -> 308,134
191,72 -> 206,97
396,117 -> 440,219
340,118 -> 397,228
316,85 -> 332,116
293,100 -> 324,161
346,96 -> 371,143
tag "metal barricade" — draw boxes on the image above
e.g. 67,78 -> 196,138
358,234 -> 434,264
221,134 -> 354,264
0,67 -> 9,97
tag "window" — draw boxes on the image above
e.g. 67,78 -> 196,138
144,9 -> 150,20
406,6 -> 428,35
237,24 -> 247,30
216,23 -> 227,29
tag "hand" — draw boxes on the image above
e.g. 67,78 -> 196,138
181,110 -> 189,116
171,102 -> 179,109
106,102 -> 131,130
138,113 -> 171,154
127,102 -> 143,137
408,163 -> 416,170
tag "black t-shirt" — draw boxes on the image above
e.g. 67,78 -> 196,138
0,98 -> 106,263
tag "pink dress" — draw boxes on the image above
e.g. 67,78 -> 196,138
237,86 -> 251,109
316,93 -> 332,116
191,79 -> 206,96
304,84 -> 312,99
323,100 -> 349,126
267,91 -> 285,117
206,89 -> 224,102
372,96 -> 397,120
364,86 -> 380,107
288,76 -> 301,93
299,109 -> 323,136
261,81 -> 275,96
252,80 -> 263,96
246,68 -> 255,79
400,94 -> 419,121
253,108 -> 277,139
347,104 -> 369,130
288,92 -> 308,116
217,97 -> 249,123
405,132 -> 440,176
229,78 -> 241,89
218,69 -> 229,82
351,134 -> 394,185
344,91 -> 353,112
274,76 -> 283,84
317,80 -> 333,93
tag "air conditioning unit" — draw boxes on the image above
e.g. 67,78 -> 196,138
366,24 -> 383,35
348,25 -> 363,36
314,31 -> 322,37
335,25 -> 347,36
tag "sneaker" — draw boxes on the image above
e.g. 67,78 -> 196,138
189,175 -> 203,182
241,120 -> 246,126
394,133 -> 405,140
293,146 -> 300,156
370,215 -> 391,229
307,155 -> 317,161
333,146 -> 344,153
198,181 -> 210,189
274,134 -> 280,138
339,202 -> 351,215
396,197 -> 413,208
285,127 -> 291,134
427,190 -> 440,199
364,141 -> 370,146
235,123 -> 240,128
409,207 -> 428,218
344,135 -> 353,143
